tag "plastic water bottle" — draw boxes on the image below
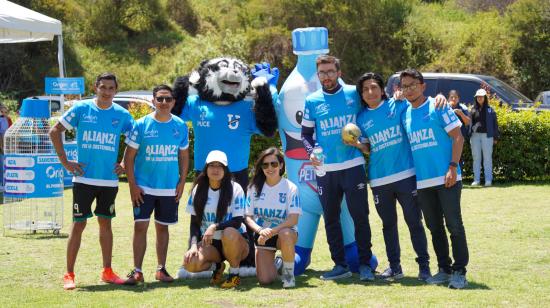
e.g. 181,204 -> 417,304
312,143 -> 326,177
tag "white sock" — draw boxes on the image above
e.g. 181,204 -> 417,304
135,268 -> 142,273
283,262 -> 294,275
229,267 -> 239,275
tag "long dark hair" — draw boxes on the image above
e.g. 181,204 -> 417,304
191,163 -> 234,227
249,147 -> 285,196
356,72 -> 388,107
473,94 -> 489,111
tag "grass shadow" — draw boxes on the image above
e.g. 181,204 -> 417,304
2,232 -> 67,239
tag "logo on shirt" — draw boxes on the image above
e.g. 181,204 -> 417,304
65,112 -> 76,122
386,110 -> 396,119
197,110 -> 210,127
315,104 -> 330,116
346,98 -> 355,107
357,183 -> 366,190
173,127 -> 180,138
422,112 -> 431,122
82,114 -> 98,124
144,129 -> 159,138
278,193 -> 287,204
111,118 -> 120,127
227,114 -> 240,130
362,119 -> 374,131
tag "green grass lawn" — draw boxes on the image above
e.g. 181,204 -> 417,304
1,182 -> 549,307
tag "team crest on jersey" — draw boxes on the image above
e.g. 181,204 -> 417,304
111,118 -> 120,127
144,129 -> 159,138
227,114 -> 240,129
315,104 -> 330,116
279,193 -> 287,203
346,98 -> 355,107
386,110 -> 396,119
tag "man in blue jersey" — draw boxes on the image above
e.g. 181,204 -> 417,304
354,72 -> 431,282
123,85 -> 189,285
400,69 -> 469,289
301,55 -> 374,281
50,73 -> 134,290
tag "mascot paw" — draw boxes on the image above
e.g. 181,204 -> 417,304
251,62 -> 279,87
251,76 -> 268,88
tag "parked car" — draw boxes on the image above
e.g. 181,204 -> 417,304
385,73 -> 536,110
534,91 -> 550,106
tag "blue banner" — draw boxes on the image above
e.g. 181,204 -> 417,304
63,142 -> 78,187
45,77 -> 85,95
4,154 -> 64,198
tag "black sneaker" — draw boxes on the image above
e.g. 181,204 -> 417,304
418,264 -> 432,281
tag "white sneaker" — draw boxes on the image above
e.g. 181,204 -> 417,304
282,275 -> 295,288
471,181 -> 480,186
484,181 -> 492,187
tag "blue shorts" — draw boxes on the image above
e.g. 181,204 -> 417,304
133,194 -> 179,225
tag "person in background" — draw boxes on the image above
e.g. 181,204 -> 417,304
470,89 -> 499,187
0,104 -> 13,127
448,90 -> 471,170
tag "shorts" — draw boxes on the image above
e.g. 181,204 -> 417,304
72,182 -> 118,221
133,194 -> 179,225
208,232 -> 249,260
254,233 -> 279,251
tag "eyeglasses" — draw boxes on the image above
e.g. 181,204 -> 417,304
317,70 -> 338,78
400,82 -> 420,92
156,96 -> 174,103
261,161 -> 280,169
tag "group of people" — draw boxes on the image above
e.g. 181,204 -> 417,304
49,55 -> 499,291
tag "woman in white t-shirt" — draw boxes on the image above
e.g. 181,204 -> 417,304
245,147 -> 301,288
183,150 -> 249,289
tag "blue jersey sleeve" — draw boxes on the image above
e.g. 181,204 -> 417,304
125,120 -> 143,149
301,98 -> 315,128
436,104 -> 462,133
180,123 -> 189,150
60,103 -> 81,130
122,112 -> 135,137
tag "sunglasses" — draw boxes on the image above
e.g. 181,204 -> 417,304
156,96 -> 174,103
261,161 -> 280,169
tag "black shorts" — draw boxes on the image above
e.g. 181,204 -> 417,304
133,194 -> 179,225
254,233 -> 279,251
72,182 -> 118,221
208,232 -> 249,260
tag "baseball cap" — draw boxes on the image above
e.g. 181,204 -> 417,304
205,150 -> 228,166
474,89 -> 487,97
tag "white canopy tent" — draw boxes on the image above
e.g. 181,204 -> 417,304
0,0 -> 65,77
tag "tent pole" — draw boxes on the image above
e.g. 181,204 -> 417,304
57,34 -> 65,108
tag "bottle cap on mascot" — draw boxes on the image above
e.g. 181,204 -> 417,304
292,27 -> 329,55
206,150 -> 228,167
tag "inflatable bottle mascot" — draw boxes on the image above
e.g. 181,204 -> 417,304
276,27 -> 377,274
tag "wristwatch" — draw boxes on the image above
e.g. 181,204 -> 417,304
449,162 -> 458,168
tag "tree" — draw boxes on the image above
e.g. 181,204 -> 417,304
506,0 -> 550,97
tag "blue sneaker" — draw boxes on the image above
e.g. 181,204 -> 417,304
359,264 -> 375,281
418,264 -> 432,281
448,271 -> 468,289
426,268 -> 451,285
320,265 -> 352,280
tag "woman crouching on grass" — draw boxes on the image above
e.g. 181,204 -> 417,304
183,150 -> 249,289
245,147 -> 301,288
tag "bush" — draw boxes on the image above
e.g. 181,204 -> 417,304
460,99 -> 550,181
